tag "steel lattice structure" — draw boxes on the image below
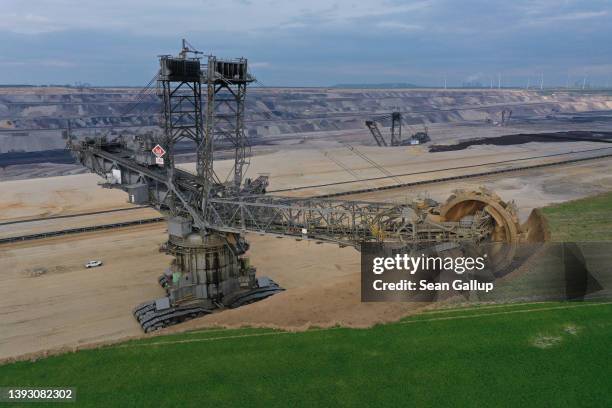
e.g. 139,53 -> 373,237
69,140 -> 493,248
67,41 -> 521,332
203,56 -> 252,190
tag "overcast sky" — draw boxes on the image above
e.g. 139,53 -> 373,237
1,0 -> 611,87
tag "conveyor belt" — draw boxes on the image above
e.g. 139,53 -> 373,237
265,147 -> 612,198
314,150 -> 612,199
0,206 -> 150,227
0,217 -> 164,245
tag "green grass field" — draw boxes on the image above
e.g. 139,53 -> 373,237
1,193 -> 611,407
0,302 -> 611,407
542,191 -> 612,241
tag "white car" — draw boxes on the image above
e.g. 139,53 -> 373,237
85,260 -> 103,268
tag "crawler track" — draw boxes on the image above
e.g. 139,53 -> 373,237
133,301 -> 212,333
133,278 -> 284,332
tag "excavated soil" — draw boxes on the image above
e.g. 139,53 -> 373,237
429,131 -> 612,152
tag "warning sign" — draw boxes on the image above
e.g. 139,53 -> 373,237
152,144 -> 166,158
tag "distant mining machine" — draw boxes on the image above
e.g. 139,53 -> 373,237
487,108 -> 513,126
366,111 -> 430,147
68,41 -> 523,332
501,108 -> 512,126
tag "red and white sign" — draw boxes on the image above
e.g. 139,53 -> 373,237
152,144 -> 166,158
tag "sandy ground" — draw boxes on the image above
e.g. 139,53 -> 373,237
0,224 -> 170,360
344,157 -> 612,220
0,174 -> 131,222
2,140 -> 612,361
180,140 -> 612,197
0,223 -> 365,360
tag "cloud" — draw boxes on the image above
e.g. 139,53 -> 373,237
513,0 -> 610,26
0,0 -> 611,86
375,21 -> 423,32
249,61 -> 271,69
0,12 -> 61,34
524,10 -> 608,25
465,72 -> 486,83
0,0 -> 433,35
0,58 -> 76,69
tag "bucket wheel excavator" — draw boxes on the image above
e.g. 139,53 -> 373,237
68,41 -> 524,332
